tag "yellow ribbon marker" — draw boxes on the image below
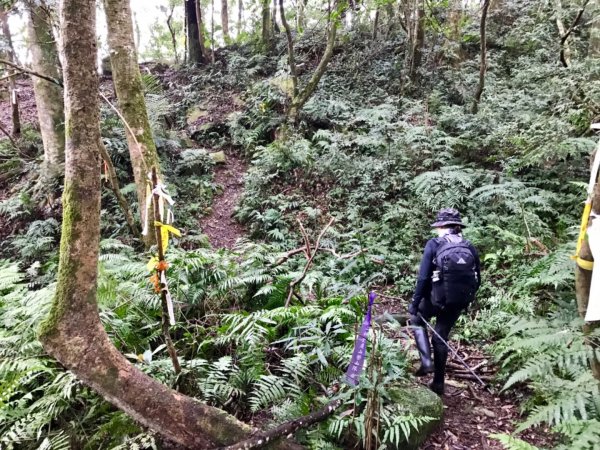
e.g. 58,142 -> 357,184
147,256 -> 159,272
154,221 -> 181,253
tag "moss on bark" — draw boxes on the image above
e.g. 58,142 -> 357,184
104,0 -> 161,247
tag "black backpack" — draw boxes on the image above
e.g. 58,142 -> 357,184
431,235 -> 478,310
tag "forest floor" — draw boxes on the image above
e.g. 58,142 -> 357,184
0,75 -> 556,450
198,149 -> 247,249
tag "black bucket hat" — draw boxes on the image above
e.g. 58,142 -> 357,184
430,208 -> 466,228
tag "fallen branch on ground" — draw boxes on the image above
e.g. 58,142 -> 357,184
216,398 -> 343,450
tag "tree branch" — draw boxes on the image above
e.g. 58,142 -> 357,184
0,58 -> 63,86
285,218 -> 335,307
558,0 -> 590,67
0,121 -> 21,151
98,140 -> 142,240
216,398 -> 343,450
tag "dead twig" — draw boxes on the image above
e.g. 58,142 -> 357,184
285,218 -> 335,307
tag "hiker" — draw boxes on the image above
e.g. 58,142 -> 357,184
408,208 -> 481,396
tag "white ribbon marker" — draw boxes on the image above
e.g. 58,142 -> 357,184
585,213 -> 600,322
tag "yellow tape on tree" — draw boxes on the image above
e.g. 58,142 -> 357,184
154,221 -> 182,253
573,201 -> 595,271
575,202 -> 593,257
577,257 -> 594,271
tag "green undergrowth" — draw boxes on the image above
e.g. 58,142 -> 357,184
1,0 -> 600,448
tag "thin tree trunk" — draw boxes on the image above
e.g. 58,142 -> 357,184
237,0 -> 243,38
25,0 -> 65,180
183,2 -> 188,65
261,0 -> 273,52
372,8 -> 380,40
472,0 -> 491,114
103,0 -> 162,247
0,5 -> 20,138
448,0 -> 464,65
166,4 -> 179,64
409,0 -> 425,81
99,140 -> 141,240
39,0 -> 303,447
211,0 -> 216,62
279,0 -> 298,97
272,0 -> 280,33
221,0 -> 230,43
297,0 -> 306,32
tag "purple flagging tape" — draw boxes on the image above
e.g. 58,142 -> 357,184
344,292 -> 376,386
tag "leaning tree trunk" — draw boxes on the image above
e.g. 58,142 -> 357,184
26,0 -> 65,180
103,0 -> 162,248
221,0 -> 230,43
40,0 -> 302,447
287,5 -> 342,123
0,5 -> 20,138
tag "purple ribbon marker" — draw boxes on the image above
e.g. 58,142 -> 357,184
344,292 -> 376,386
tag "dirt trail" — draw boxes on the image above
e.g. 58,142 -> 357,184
375,299 -> 556,450
198,150 -> 247,249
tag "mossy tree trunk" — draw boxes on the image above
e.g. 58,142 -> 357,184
25,0 -> 65,181
39,0 -> 303,447
103,0 -> 162,247
0,4 -> 20,138
575,146 -> 600,381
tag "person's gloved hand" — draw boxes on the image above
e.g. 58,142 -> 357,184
408,298 -> 419,316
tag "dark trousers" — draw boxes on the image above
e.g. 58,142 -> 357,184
411,299 -> 462,383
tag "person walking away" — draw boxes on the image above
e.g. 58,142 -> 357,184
408,208 -> 481,395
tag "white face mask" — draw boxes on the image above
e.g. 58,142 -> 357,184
436,227 -> 462,237
436,228 -> 450,237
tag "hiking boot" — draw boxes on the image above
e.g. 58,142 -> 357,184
429,380 -> 445,396
413,327 -> 434,376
